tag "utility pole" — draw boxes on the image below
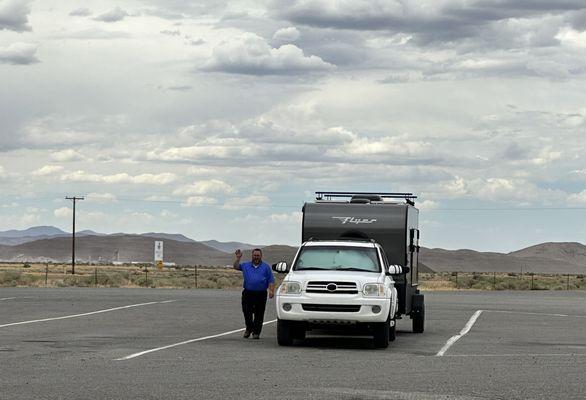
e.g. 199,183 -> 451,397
66,196 -> 84,274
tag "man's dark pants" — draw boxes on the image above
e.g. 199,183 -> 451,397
241,289 -> 268,334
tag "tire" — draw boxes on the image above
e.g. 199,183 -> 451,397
277,319 -> 294,346
291,322 -> 306,341
412,293 -> 425,333
389,318 -> 396,342
412,307 -> 425,333
373,320 -> 390,348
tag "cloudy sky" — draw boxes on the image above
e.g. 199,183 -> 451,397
1,0 -> 585,252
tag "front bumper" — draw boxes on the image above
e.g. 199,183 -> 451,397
276,292 -> 391,323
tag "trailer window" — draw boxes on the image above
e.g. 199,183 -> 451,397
294,247 -> 380,272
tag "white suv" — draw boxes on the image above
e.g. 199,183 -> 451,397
273,240 -> 404,348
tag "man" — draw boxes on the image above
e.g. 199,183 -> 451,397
233,248 -> 275,339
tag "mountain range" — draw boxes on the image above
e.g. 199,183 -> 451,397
0,226 -> 584,274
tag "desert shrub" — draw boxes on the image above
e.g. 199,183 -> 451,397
0,271 -> 21,286
216,277 -> 232,288
197,278 -> 216,289
22,263 -> 31,269
96,272 -> 125,287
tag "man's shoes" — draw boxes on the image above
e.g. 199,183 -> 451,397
252,334 -> 260,340
243,330 -> 251,338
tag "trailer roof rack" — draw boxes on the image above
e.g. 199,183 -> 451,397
315,191 -> 417,205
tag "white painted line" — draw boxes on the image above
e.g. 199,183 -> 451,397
486,310 -> 586,318
0,297 -> 17,301
0,301 -> 164,328
160,300 -> 177,304
117,318 -> 278,361
436,310 -> 483,357
439,353 -> 586,357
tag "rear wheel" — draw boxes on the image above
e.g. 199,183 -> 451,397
373,319 -> 390,348
412,307 -> 425,333
277,319 -> 293,346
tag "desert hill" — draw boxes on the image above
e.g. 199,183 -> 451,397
0,227 -> 584,274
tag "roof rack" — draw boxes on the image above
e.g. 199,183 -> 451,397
306,237 -> 377,244
315,191 -> 417,205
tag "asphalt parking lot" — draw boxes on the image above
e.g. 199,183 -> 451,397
1,288 -> 585,399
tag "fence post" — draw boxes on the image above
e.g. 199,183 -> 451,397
455,272 -> 458,289
195,265 -> 198,288
45,263 -> 49,286
94,267 -> 98,287
567,274 -> 570,290
531,273 -> 534,290
145,267 -> 148,287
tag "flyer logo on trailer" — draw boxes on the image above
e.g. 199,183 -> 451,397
331,216 -> 377,224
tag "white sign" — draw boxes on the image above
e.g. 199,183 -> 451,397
154,241 -> 163,262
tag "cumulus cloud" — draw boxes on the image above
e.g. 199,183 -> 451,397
202,32 -> 334,75
69,7 -> 92,17
568,190 -> 586,205
94,7 -> 129,23
32,165 -> 64,176
273,27 -> 300,43
51,149 -> 84,162
60,171 -> 177,185
223,195 -> 271,210
269,211 -> 302,224
0,42 -> 39,65
274,0 -> 586,43
86,192 -> 118,203
182,196 -> 218,207
0,0 -> 32,32
54,206 -> 72,218
173,179 -> 235,196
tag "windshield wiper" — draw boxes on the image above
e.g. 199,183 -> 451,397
334,267 -> 374,272
296,267 -> 330,271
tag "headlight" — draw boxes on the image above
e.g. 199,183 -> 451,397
279,281 -> 302,295
363,283 -> 385,297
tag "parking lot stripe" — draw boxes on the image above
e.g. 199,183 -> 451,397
117,318 -> 278,361
436,310 -> 483,357
486,310 -> 586,318
0,297 -> 16,301
0,301 -> 161,328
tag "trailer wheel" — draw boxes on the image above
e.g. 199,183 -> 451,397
373,319 -> 390,348
389,318 -> 396,342
277,319 -> 294,346
412,306 -> 425,333
411,293 -> 425,333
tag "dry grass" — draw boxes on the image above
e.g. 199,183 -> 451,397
0,263 -> 583,290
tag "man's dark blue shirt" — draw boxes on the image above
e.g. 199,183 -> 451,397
238,261 -> 275,291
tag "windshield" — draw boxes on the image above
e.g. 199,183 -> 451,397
294,246 -> 380,272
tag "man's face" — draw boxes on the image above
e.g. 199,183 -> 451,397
252,250 -> 262,265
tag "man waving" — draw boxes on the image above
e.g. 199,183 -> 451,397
233,248 -> 275,339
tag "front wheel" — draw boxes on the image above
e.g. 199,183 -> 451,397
373,319 -> 390,348
389,318 -> 396,342
277,319 -> 293,346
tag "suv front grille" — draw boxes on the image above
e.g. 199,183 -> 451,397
302,304 -> 361,312
306,281 -> 358,294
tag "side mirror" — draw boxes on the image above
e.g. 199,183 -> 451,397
387,265 -> 410,275
272,261 -> 289,273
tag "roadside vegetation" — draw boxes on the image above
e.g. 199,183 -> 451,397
0,263 -> 584,290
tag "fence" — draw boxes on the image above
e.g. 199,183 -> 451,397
0,263 -> 584,290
